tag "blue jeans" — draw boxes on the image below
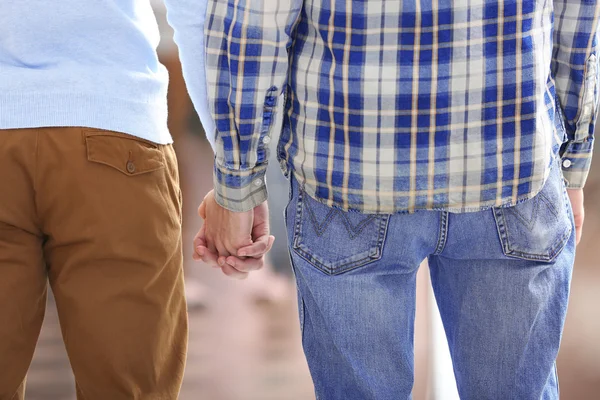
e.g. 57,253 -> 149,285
285,160 -> 575,400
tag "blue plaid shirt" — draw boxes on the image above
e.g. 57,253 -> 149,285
168,0 -> 600,213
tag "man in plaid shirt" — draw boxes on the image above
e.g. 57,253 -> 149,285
167,0 -> 598,398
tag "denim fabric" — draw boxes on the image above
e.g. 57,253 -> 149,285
285,159 -> 575,400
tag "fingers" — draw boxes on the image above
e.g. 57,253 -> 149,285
193,225 -> 253,279
265,235 -> 275,253
215,242 -> 230,258
194,193 -> 266,279
198,200 -> 207,219
193,245 -> 220,267
193,243 -> 249,280
237,235 -> 275,257
193,224 -> 207,248
574,220 -> 584,245
223,235 -> 275,273
225,255 -> 265,273
566,189 -> 584,246
572,210 -> 584,246
193,225 -> 220,267
220,263 -> 249,279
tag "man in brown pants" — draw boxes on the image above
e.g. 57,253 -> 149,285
0,129 -> 187,399
0,0 -> 274,397
0,1 -> 192,399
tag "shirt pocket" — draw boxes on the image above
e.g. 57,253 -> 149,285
84,130 -> 166,176
292,187 -> 389,275
493,160 -> 572,262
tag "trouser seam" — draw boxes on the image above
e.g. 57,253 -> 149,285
555,362 -> 560,397
433,211 -> 449,255
33,130 -> 43,231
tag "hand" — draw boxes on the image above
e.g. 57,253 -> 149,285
567,188 -> 584,246
193,190 -> 275,279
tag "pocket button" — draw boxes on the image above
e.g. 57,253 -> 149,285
126,161 -> 136,174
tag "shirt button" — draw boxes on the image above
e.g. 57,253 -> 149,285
562,159 -> 572,169
126,161 -> 136,174
253,178 -> 263,187
262,136 -> 271,144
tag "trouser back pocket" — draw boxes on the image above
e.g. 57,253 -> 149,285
493,160 -> 572,262
292,185 -> 389,275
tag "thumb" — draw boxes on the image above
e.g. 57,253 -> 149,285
252,201 -> 270,237
198,200 -> 207,219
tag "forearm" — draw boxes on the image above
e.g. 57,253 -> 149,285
163,0 -> 217,149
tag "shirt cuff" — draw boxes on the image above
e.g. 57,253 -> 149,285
213,162 -> 268,212
561,139 -> 594,189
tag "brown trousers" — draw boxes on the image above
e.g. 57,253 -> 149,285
0,128 -> 188,400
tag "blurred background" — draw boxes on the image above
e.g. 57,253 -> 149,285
24,2 -> 600,399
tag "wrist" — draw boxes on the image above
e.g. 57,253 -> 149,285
213,163 -> 268,212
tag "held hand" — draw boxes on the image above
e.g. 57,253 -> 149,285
198,190 -> 253,256
193,190 -> 275,279
567,188 -> 584,246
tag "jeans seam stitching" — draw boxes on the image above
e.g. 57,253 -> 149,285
433,211 -> 449,255
555,362 -> 560,397
293,185 -> 386,275
293,185 -> 304,249
494,203 -> 572,262
376,215 -> 390,257
293,246 -> 378,275
305,200 -> 337,237
503,227 -> 572,261
304,191 -> 376,239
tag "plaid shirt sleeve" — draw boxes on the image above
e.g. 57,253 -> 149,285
553,0 -> 600,188
204,0 -> 303,212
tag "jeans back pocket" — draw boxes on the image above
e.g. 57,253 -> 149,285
292,187 -> 389,275
493,160 -> 572,262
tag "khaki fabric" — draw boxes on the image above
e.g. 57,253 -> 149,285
0,128 -> 187,400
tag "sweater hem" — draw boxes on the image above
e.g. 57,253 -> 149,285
0,93 -> 172,144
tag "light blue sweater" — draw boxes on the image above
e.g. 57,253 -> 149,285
163,0 -> 215,148
0,0 -> 173,144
